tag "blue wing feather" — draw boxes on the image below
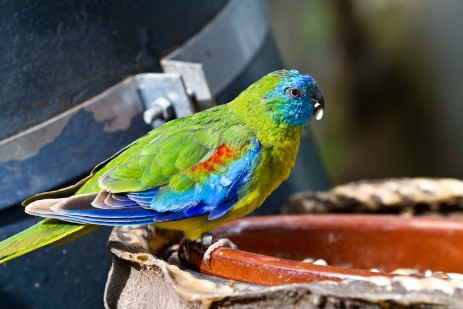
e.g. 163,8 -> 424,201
146,139 -> 261,220
28,140 -> 261,226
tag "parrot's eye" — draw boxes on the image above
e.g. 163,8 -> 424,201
288,87 -> 301,98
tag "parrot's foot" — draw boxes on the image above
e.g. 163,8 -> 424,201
202,236 -> 238,268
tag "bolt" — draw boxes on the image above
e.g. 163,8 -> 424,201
143,97 -> 175,128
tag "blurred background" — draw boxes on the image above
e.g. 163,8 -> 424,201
267,0 -> 463,184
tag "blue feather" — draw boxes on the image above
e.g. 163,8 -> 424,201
151,140 -> 261,221
32,140 -> 262,226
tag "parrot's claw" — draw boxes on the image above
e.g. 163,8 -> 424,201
203,238 -> 238,268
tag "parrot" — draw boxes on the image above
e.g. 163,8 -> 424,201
0,69 -> 324,265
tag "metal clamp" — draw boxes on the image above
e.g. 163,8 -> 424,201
135,73 -> 197,128
142,97 -> 174,128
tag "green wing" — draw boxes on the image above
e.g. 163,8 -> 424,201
78,104 -> 254,195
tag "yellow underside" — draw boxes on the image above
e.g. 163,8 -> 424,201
156,190 -> 264,239
157,135 -> 301,240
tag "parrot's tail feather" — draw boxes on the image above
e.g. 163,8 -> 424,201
0,218 -> 93,264
22,175 -> 92,206
92,191 -> 139,209
25,194 -> 96,214
52,224 -> 98,247
24,198 -> 66,213
26,193 -> 156,226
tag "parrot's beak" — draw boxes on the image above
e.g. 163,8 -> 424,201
311,85 -> 324,120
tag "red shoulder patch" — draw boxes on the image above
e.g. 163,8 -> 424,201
190,144 -> 237,175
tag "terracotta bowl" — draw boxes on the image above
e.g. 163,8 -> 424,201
180,214 -> 463,286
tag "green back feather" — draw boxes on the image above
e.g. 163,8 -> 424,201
78,104 -> 255,194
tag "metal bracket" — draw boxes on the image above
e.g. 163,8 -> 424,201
161,60 -> 214,112
135,73 -> 196,128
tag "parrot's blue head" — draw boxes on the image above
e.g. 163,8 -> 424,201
264,69 -> 324,126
